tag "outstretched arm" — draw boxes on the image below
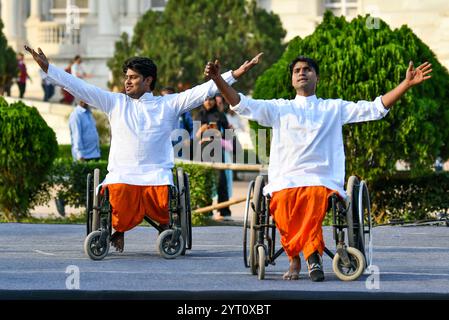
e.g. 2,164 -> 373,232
172,53 -> 263,115
381,61 -> 432,108
24,45 -> 117,114
205,55 -> 279,127
204,53 -> 264,106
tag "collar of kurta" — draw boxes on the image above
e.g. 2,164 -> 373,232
130,92 -> 154,102
294,94 -> 318,104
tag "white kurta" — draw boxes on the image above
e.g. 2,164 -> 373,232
231,94 -> 389,197
46,64 -> 236,186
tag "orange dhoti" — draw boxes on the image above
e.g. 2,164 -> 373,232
269,186 -> 335,261
104,184 -> 169,233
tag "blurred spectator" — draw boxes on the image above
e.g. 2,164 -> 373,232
16,53 -> 31,99
39,69 -> 55,102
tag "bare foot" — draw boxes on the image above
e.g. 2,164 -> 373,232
283,256 -> 301,280
110,231 -> 124,253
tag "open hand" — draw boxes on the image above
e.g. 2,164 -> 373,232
232,52 -> 264,79
204,60 -> 220,81
24,45 -> 49,73
405,61 -> 432,87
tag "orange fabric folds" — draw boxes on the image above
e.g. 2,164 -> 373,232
269,186 -> 335,261
104,184 -> 169,233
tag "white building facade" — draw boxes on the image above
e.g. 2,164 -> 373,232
1,0 -> 448,98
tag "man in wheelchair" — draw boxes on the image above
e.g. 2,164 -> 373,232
205,56 -> 431,281
25,45 -> 261,253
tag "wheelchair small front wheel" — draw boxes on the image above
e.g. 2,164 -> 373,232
332,247 -> 365,281
84,230 -> 110,261
157,229 -> 185,259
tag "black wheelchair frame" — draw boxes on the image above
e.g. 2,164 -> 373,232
84,167 -> 192,260
243,175 -> 372,281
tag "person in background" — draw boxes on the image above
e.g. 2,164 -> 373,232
16,53 -> 30,99
69,100 -> 101,162
39,69 -> 55,102
194,95 -> 233,220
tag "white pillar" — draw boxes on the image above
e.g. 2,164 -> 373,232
1,0 -> 20,49
127,0 -> 140,18
88,0 -> 97,17
98,0 -> 118,35
29,0 -> 41,20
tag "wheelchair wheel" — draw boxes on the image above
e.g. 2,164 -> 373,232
257,246 -> 266,280
332,247 -> 365,281
84,230 -> 110,261
176,168 -> 190,255
184,172 -> 192,250
86,173 -> 93,236
91,168 -> 101,232
358,181 -> 372,268
346,176 -> 362,249
243,180 -> 255,269
157,229 -> 185,259
250,176 -> 265,275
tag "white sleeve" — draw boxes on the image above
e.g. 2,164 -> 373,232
46,64 -> 119,114
340,96 -> 390,125
171,70 -> 236,116
230,94 -> 279,127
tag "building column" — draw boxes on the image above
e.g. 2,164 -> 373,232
1,0 -> 19,49
29,0 -> 41,20
127,0 -> 140,18
98,0 -> 119,36
88,0 -> 97,18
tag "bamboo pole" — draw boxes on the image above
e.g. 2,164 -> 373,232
194,196 -> 250,214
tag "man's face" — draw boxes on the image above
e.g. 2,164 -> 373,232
291,61 -> 318,95
124,68 -> 152,99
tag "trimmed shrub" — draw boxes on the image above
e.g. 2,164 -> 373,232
370,172 -> 449,223
0,97 -> 58,221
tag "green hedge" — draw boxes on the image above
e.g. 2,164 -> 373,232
57,144 -> 110,161
0,97 -> 58,221
370,172 -> 449,223
50,159 -> 216,214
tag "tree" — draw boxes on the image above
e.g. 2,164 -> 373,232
251,12 -> 449,181
0,19 -> 18,95
107,0 -> 286,94
0,97 -> 58,221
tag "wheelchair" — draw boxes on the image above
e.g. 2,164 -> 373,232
243,175 -> 372,281
83,167 -> 192,261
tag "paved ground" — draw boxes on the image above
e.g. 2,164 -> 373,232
1,222 -> 448,300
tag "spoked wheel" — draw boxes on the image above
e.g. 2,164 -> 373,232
176,168 -> 190,255
346,176 -> 362,249
250,176 -> 265,275
184,172 -> 192,251
332,247 -> 365,281
91,169 -> 101,232
157,229 -> 185,259
86,173 -> 93,236
358,181 -> 373,268
243,180 -> 255,269
84,230 -> 110,261
257,246 -> 266,280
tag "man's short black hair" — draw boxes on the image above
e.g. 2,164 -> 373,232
123,57 -> 158,91
289,56 -> 319,77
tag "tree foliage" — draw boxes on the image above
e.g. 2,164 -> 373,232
252,12 -> 449,181
0,19 -> 18,94
107,0 -> 286,93
0,97 -> 58,221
